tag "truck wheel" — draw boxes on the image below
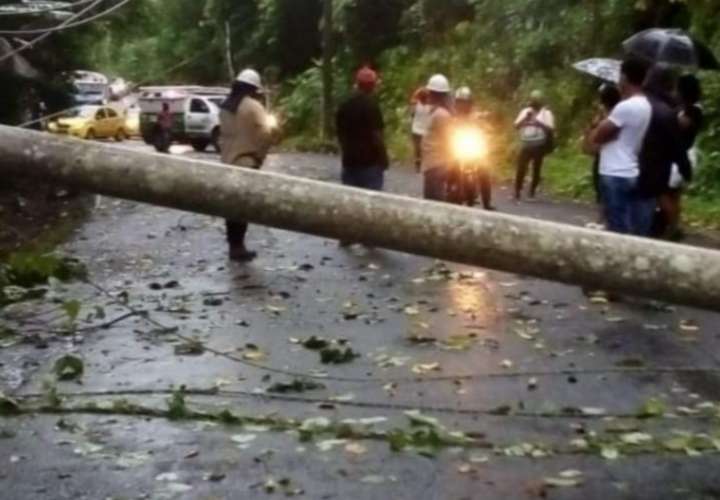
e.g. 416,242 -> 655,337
211,128 -> 221,153
153,130 -> 168,153
191,140 -> 209,152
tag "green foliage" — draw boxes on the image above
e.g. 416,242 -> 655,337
167,386 -> 188,420
0,253 -> 85,308
53,355 -> 84,381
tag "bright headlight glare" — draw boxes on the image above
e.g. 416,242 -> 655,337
266,114 -> 279,129
451,127 -> 487,161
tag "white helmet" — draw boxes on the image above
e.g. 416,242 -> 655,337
427,74 -> 451,93
236,68 -> 263,90
455,86 -> 472,101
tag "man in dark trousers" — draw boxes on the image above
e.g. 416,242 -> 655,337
335,66 -> 389,247
637,65 -> 692,237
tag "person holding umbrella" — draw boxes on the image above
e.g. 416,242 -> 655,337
634,65 -> 692,237
659,74 -> 704,240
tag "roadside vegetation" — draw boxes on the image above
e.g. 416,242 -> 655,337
2,0 -> 720,224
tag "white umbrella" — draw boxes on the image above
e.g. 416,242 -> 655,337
572,58 -> 621,84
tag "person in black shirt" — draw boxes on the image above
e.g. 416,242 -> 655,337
336,66 -> 389,190
335,66 -> 389,247
636,66 -> 692,237
658,74 -> 703,240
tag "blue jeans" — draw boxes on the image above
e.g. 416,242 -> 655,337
424,166 -> 448,201
341,166 -> 385,191
600,175 -> 657,236
632,196 -> 658,237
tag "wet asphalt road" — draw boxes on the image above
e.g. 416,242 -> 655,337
2,142 -> 720,499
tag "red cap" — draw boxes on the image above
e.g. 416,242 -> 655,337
356,66 -> 378,90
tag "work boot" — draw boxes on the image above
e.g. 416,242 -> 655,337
229,245 -> 257,262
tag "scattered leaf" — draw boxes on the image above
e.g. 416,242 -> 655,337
267,379 -> 325,394
174,340 -> 204,356
637,398 -> 666,419
601,447 -> 620,460
544,477 -> 583,488
53,355 -> 84,381
320,347 -> 359,365
345,442 -> 368,455
411,362 -> 441,374
0,393 -> 20,415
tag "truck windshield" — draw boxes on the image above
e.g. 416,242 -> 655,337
66,107 -> 97,118
75,83 -> 105,95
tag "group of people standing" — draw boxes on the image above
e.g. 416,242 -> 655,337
586,58 -> 702,240
216,59 -> 702,262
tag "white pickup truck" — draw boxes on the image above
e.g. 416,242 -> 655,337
138,86 -> 229,152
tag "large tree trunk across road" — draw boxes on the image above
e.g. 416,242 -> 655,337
2,126 -> 720,311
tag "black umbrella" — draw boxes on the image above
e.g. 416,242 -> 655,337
623,28 -> 720,70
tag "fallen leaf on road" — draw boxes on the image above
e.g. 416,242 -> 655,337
544,477 -> 583,488
468,454 -> 489,464
457,463 -> 473,474
679,320 -> 700,333
559,470 -> 584,479
360,475 -> 386,484
411,362 -> 441,374
439,334 -> 478,351
621,432 -> 653,445
231,434 -> 257,445
0,392 -> 20,415
345,442 -> 367,455
601,447 -> 620,460
581,407 -> 606,416
155,472 -> 180,482
242,350 -> 267,361
317,439 -> 348,452
53,355 -> 84,381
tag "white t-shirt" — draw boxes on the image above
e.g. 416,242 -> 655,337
412,103 -> 433,136
599,95 -> 651,178
515,107 -> 555,144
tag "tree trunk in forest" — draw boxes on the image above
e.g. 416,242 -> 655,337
321,0 -> 334,141
3,126 -> 720,311
590,0 -> 602,48
223,21 -> 235,81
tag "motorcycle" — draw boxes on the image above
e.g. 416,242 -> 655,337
446,124 -> 489,206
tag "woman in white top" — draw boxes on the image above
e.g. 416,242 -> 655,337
410,87 -> 432,172
514,90 -> 555,200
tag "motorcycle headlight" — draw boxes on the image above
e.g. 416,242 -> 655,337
451,127 -> 487,162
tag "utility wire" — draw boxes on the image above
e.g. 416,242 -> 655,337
0,0 -> 132,35
16,43 -> 218,128
0,0 -> 97,17
0,0 -> 104,64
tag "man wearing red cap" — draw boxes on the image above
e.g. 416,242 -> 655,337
335,66 -> 389,226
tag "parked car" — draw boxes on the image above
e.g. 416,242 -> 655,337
138,86 -> 229,152
48,105 -> 127,141
124,105 -> 141,138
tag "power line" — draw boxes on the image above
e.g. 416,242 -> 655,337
0,0 -> 97,17
0,0 -> 133,35
0,0 -> 104,64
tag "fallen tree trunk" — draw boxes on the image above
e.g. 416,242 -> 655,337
2,126 -> 720,310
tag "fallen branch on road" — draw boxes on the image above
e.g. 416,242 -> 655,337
5,391 -> 720,460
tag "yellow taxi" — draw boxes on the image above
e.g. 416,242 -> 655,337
49,105 -> 128,141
